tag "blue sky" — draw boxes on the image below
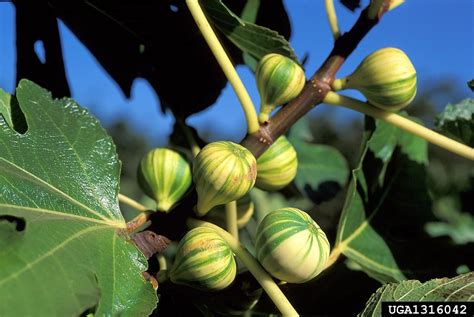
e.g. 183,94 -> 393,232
0,1 -> 473,146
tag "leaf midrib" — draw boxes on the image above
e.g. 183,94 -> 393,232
0,157 -> 118,224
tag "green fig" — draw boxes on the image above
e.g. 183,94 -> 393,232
137,148 -> 192,212
256,53 -> 305,123
193,141 -> 256,216
256,208 -> 330,283
170,227 -> 237,291
256,136 -> 297,191
332,47 -> 416,111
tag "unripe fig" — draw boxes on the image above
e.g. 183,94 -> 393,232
256,136 -> 297,191
255,208 -> 330,283
137,148 -> 192,212
205,194 -> 254,229
333,47 -> 416,111
170,227 -> 237,291
193,141 -> 257,216
256,53 -> 305,123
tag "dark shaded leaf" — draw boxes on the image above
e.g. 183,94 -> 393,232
41,0 -> 291,117
13,1 -> 70,98
340,0 -> 361,12
240,0 -> 260,22
334,117 -> 472,283
426,196 -> 474,245
0,90 -> 27,134
435,98 -> 474,147
202,0 -> 298,64
289,119 -> 349,203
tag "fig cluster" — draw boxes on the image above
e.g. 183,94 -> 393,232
135,47 -> 418,291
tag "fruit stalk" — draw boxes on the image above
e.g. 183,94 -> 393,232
187,218 -> 299,316
118,193 -> 148,212
225,200 -> 239,240
323,92 -> 474,160
185,0 -> 259,134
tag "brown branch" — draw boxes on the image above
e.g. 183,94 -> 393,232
241,3 -> 391,157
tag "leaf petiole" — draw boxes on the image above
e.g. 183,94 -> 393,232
325,0 -> 340,40
185,0 -> 260,135
323,92 -> 474,160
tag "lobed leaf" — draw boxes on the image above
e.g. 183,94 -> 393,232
0,80 -> 156,316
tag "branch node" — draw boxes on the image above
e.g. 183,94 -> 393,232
258,125 -> 274,146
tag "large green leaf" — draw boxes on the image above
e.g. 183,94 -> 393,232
0,80 -> 156,316
201,0 -> 299,64
289,119 -> 349,203
435,98 -> 474,147
334,117 -> 432,283
359,272 -> 474,316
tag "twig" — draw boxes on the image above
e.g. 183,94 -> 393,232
367,0 -> 385,20
241,3 -> 391,157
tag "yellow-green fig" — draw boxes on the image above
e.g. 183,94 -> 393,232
255,208 -> 330,283
170,227 -> 237,291
256,136 -> 297,191
332,47 -> 416,111
137,148 -> 192,212
256,53 -> 305,123
193,141 -> 257,216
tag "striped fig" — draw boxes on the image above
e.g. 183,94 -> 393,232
256,136 -> 297,191
255,208 -> 330,283
256,53 -> 305,123
193,141 -> 256,216
137,148 -> 192,212
170,227 -> 237,291
332,47 -> 416,111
